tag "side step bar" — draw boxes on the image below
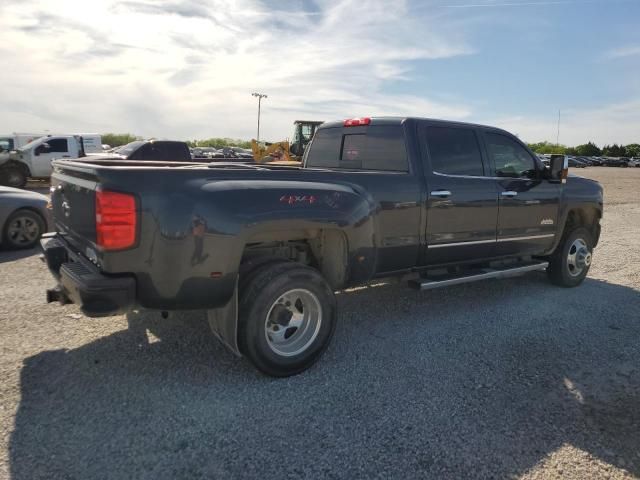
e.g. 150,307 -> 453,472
409,261 -> 548,291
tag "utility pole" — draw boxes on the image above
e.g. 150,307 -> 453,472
251,92 -> 267,141
556,109 -> 561,146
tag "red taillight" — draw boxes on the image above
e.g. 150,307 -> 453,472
344,117 -> 371,127
95,190 -> 137,250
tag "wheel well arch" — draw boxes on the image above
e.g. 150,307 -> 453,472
564,206 -> 601,245
2,160 -> 31,177
240,228 -> 349,290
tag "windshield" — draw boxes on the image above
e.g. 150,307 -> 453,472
113,141 -> 145,156
17,136 -> 47,151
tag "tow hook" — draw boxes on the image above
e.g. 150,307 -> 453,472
46,287 -> 70,305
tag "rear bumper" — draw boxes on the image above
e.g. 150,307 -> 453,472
41,233 -> 136,317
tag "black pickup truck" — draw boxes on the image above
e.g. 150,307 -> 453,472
41,117 -> 603,376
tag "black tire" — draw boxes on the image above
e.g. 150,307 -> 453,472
547,226 -> 593,287
1,165 -> 28,189
238,262 -> 337,377
238,256 -> 291,293
2,209 -> 45,249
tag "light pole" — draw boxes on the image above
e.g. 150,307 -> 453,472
251,92 -> 267,141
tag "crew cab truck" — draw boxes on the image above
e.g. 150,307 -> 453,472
0,134 -> 101,188
41,117 -> 603,377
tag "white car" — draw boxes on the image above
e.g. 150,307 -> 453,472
629,158 -> 640,167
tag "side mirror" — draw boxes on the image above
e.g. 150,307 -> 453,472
549,154 -> 568,183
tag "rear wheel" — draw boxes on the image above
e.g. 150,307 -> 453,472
547,226 -> 593,287
2,209 -> 45,249
238,262 -> 337,377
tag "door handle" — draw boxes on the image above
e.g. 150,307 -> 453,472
501,191 -> 518,198
62,155 -> 71,158
430,190 -> 452,198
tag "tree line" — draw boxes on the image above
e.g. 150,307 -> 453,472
526,141 -> 640,158
101,133 -> 251,150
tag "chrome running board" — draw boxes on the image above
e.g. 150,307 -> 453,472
409,261 -> 549,291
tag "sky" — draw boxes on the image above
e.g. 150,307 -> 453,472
0,0 -> 639,146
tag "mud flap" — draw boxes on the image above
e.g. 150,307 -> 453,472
206,279 -> 241,357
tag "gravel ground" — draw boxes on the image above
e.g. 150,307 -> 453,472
1,168 -> 639,479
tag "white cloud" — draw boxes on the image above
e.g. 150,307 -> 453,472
0,0 -> 472,141
605,45 -> 640,59
486,100 -> 640,146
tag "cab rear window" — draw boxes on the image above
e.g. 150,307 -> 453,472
306,126 -> 408,172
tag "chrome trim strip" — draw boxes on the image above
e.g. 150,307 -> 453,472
428,239 -> 496,248
496,233 -> 555,243
432,172 -> 537,181
432,171 -> 496,180
427,233 -> 554,249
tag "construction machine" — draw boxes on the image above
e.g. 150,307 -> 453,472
250,120 -> 323,164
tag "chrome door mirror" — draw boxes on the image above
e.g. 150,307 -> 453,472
549,154 -> 568,183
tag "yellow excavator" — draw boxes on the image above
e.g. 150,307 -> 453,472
251,120 -> 323,164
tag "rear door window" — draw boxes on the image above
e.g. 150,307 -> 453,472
306,126 -> 408,172
424,126 -> 484,176
129,143 -> 153,160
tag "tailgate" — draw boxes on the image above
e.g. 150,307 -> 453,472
50,169 -> 98,247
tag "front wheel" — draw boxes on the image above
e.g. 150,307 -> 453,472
0,166 -> 27,188
547,227 -> 593,287
238,262 -> 337,377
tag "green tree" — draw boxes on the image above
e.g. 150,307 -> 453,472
527,141 -> 567,154
101,133 -> 139,147
574,141 -> 601,156
624,143 -> 640,157
602,144 -> 627,157
565,146 -> 578,156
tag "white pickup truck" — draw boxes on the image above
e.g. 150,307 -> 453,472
0,134 -> 101,188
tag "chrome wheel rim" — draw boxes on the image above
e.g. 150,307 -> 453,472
7,215 -> 40,246
264,288 -> 322,357
567,238 -> 591,277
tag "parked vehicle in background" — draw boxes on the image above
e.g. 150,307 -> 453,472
101,140 -> 192,162
0,133 -> 47,168
191,147 -> 225,159
567,157 -> 587,168
603,157 -> 629,167
629,158 -> 640,167
576,156 -> 595,166
0,186 -> 50,249
41,116 -> 603,377
230,147 -> 254,159
0,133 -> 46,154
0,134 -> 101,188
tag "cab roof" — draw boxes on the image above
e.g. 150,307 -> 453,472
319,116 -> 514,136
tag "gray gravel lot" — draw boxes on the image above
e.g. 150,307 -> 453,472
1,168 -> 639,479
